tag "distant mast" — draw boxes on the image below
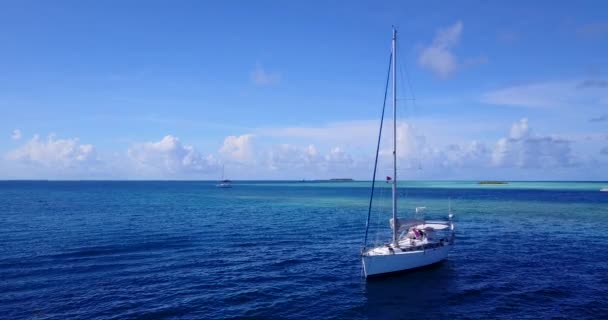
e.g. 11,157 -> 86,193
391,27 -> 398,246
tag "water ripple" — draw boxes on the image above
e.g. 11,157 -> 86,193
1,181 -> 607,319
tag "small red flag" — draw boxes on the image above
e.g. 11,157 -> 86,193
386,176 -> 392,181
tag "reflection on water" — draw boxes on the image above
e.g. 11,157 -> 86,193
364,262 -> 455,319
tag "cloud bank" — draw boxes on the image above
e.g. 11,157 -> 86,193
492,118 -> 574,168
11,129 -> 22,140
127,135 -> 218,177
7,134 -> 96,168
481,79 -> 608,108
2,118 -> 605,180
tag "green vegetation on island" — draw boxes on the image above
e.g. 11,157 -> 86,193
478,181 -> 508,185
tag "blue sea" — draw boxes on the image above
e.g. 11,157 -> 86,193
1,181 -> 608,319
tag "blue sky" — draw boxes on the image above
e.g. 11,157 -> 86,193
1,1 -> 607,180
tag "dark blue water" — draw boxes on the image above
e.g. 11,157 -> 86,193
1,181 -> 608,319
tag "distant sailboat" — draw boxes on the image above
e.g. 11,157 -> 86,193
216,165 -> 232,188
361,28 -> 455,278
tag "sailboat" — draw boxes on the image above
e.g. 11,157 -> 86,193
216,165 -> 232,188
361,28 -> 455,278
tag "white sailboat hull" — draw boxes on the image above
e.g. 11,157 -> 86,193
362,244 -> 452,277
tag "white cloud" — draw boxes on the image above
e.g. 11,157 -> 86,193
217,133 -> 353,177
264,143 -> 358,179
380,122 -> 437,169
418,21 -> 463,79
7,134 -> 96,168
220,134 -> 256,164
395,122 -> 426,160
481,81 -> 575,108
492,118 -> 574,168
383,123 -> 492,171
256,120 -> 387,150
373,118 -> 577,172
255,118 -> 505,154
325,146 -> 354,166
509,118 -> 530,139
127,135 -> 217,176
11,129 -> 22,140
481,79 -> 608,108
258,122 -> 369,139
306,144 -> 318,158
268,143 -> 321,170
442,141 -> 491,168
251,63 -> 281,86
2,117 -> 604,180
260,120 -> 493,174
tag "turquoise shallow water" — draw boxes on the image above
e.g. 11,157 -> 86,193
1,181 -> 607,319
242,180 -> 608,191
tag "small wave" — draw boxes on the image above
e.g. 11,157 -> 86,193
46,238 -> 193,260
222,288 -> 279,305
271,258 -> 306,268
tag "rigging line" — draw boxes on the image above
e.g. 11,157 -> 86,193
397,39 -> 418,110
396,41 -> 425,173
395,45 -> 417,144
398,57 -> 413,122
373,182 -> 384,246
363,51 -> 392,250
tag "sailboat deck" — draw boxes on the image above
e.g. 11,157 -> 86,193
364,238 -> 450,256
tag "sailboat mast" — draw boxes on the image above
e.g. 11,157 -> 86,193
391,27 -> 398,246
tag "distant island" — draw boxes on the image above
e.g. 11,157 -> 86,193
299,178 -> 354,182
478,181 -> 508,185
